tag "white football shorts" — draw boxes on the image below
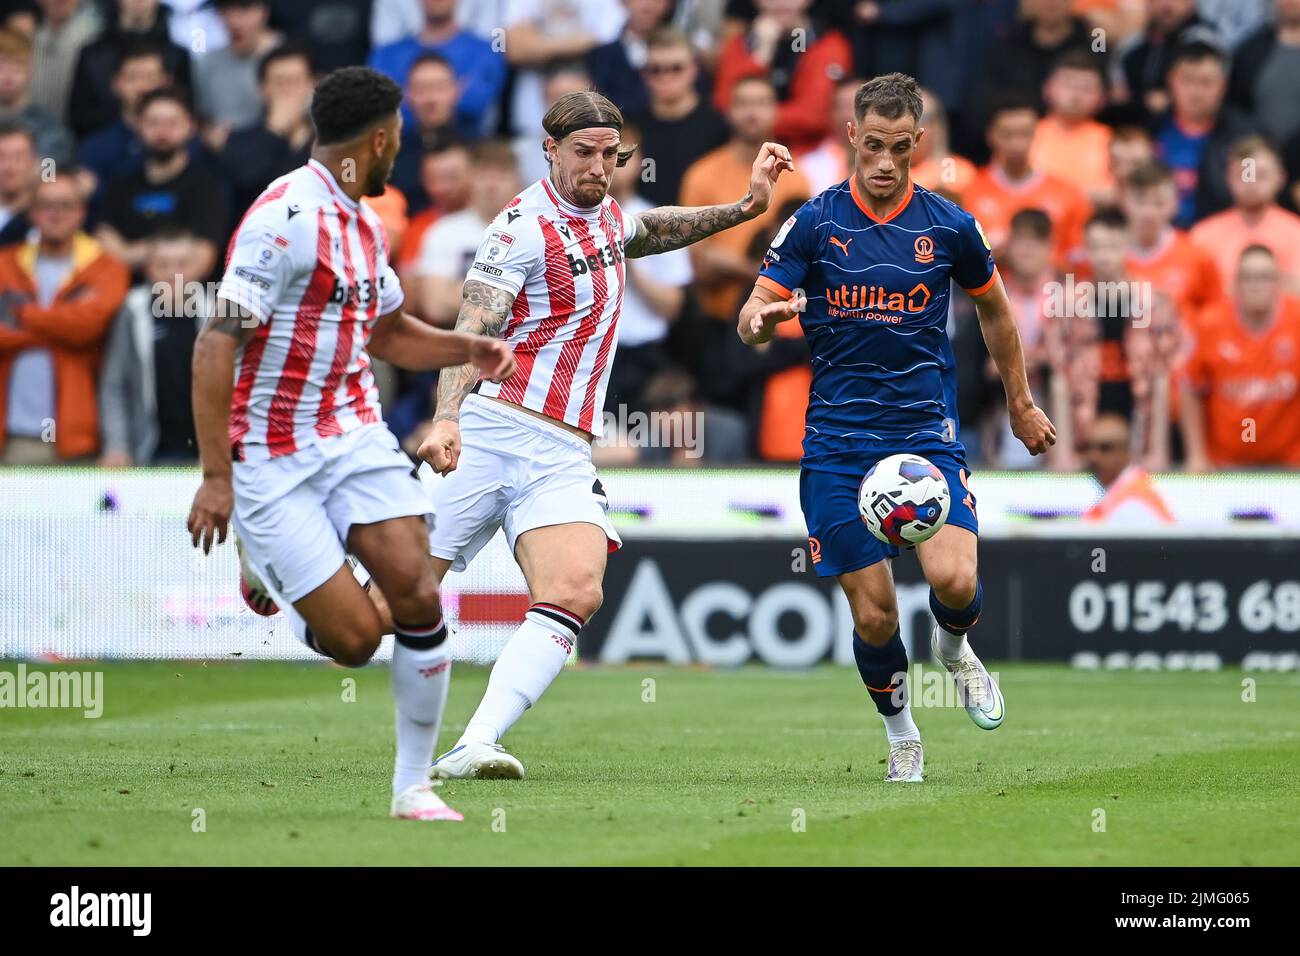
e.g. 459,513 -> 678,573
424,393 -> 621,571
231,424 -> 432,604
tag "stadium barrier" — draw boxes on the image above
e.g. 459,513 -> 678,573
2,467 -> 1297,664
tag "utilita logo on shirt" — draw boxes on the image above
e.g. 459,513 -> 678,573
825,281 -> 932,320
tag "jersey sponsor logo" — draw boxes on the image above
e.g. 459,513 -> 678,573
329,274 -> 384,306
826,281 -> 932,316
234,267 -> 272,290
568,241 -> 624,276
772,214 -> 797,248
473,261 -> 504,276
914,235 -> 934,264
828,235 -> 852,255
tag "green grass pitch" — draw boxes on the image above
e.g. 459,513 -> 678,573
2,661 -> 1298,866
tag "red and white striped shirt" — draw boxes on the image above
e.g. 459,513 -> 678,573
218,160 -> 404,461
466,178 -> 635,436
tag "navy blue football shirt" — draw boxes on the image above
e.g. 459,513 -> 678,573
756,176 -> 997,474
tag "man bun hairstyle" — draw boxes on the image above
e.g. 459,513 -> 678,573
541,90 -> 636,167
311,66 -> 403,146
853,72 -> 923,123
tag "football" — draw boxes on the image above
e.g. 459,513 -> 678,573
858,453 -> 951,546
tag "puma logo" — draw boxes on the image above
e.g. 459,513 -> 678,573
829,235 -> 852,255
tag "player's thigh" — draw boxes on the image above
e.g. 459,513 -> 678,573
916,523 -> 980,604
837,560 -> 900,644
291,562 -> 385,667
513,522 -> 609,620
231,454 -> 346,606
347,514 -> 442,623
799,466 -> 897,577
423,438 -> 513,573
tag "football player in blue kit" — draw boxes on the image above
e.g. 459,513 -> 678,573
738,73 -> 1056,782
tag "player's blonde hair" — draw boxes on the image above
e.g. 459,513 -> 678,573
541,91 -> 637,168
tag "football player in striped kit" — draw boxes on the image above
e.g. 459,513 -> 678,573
391,90 -> 794,779
186,67 -> 514,820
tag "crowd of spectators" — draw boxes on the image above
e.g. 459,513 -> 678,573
0,0 -> 1298,477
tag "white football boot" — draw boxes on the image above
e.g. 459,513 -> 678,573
390,782 -> 464,821
431,741 -> 526,780
930,625 -> 1006,730
885,739 -> 924,782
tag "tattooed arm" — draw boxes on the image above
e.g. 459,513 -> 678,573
188,302 -> 259,553
418,279 -> 517,475
624,141 -> 794,258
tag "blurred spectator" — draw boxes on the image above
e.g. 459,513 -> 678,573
586,0 -> 672,116
0,171 -> 129,463
216,41 -> 315,217
1048,209 -> 1175,471
390,52 -> 459,207
798,75 -> 858,195
970,0 -> 1098,152
680,74 -> 809,324
409,138 -> 519,327
911,86 -> 976,204
850,1 -> 963,117
964,95 -> 1091,266
595,366 -> 750,466
1228,0 -> 1300,148
996,207 -> 1056,468
1197,0 -> 1276,53
626,25 -> 728,208
76,40 -> 171,199
265,0 -> 370,72
712,0 -> 850,153
502,0 -> 623,136
514,62 -> 590,187
370,0 -> 505,137
1189,136 -> 1300,294
0,120 -> 37,244
1181,244 -> 1300,469
1080,411 -> 1175,524
373,0 -> 423,48
395,135 -> 471,273
1104,124 -> 1154,199
163,0 -> 228,52
30,0 -> 102,122
1115,0 -> 1217,123
0,25 -> 72,165
95,87 -> 224,277
1,2 -> 39,37
603,125 -> 691,414
98,226 -> 203,465
1122,160 -> 1222,324
193,0 -> 280,144
68,0 -> 191,141
1074,0 -> 1146,45
1030,50 -> 1113,204
1151,41 -> 1256,228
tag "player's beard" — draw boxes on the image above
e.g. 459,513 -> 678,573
363,158 -> 393,198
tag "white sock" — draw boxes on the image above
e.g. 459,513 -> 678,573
460,604 -> 582,746
390,621 -> 451,794
936,627 -> 968,661
881,707 -> 921,745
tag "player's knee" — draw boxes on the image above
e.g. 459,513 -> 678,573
852,604 -> 899,644
930,561 -> 979,606
547,574 -> 603,621
321,622 -> 382,668
377,570 -> 442,626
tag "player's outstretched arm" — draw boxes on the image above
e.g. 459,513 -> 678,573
369,306 -> 515,380
417,279 -> 516,476
187,302 -> 258,554
624,142 -> 794,259
970,275 -> 1057,456
737,283 -> 806,345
